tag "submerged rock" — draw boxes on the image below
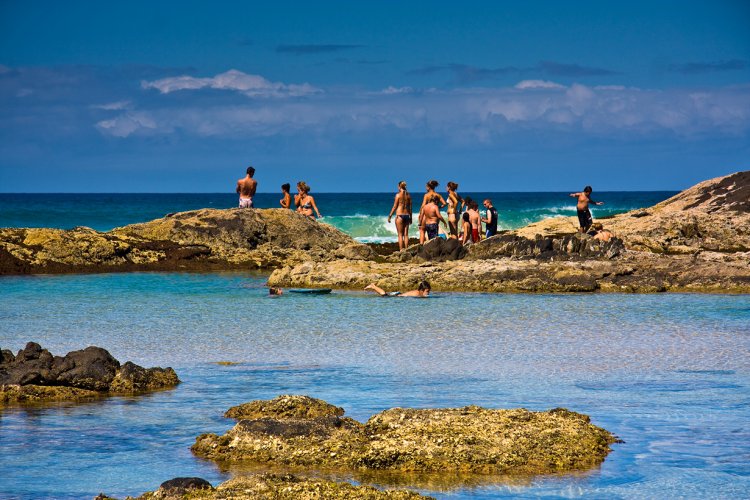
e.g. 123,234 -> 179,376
120,474 -> 430,499
0,342 -> 179,405
192,395 -> 618,476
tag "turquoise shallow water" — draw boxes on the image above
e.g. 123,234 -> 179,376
1,272 -> 749,499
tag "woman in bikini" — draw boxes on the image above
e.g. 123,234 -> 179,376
387,181 -> 413,251
446,181 -> 464,238
419,180 -> 446,244
280,183 -> 292,209
297,182 -> 322,220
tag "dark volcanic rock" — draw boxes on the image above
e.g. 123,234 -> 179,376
468,233 -> 624,261
0,343 -> 179,405
158,477 -> 213,494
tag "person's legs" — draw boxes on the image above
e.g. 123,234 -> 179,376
395,216 -> 405,250
577,208 -> 593,232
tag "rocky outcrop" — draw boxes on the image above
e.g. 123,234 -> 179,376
269,251 -> 750,293
0,208 -> 372,275
107,474 -> 430,499
0,342 -> 179,405
192,395 -> 618,476
514,170 -> 750,253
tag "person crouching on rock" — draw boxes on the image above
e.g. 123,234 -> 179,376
588,223 -> 614,242
420,195 -> 446,242
570,186 -> 604,233
365,281 -> 431,298
297,181 -> 322,220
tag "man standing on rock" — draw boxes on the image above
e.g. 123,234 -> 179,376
570,186 -> 604,233
236,166 -> 258,208
420,195 -> 446,241
482,199 -> 498,239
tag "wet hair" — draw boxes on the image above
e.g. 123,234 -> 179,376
281,183 -> 290,192
447,181 -> 458,191
418,281 -> 431,291
584,186 -> 592,193
398,181 -> 407,190
269,287 -> 281,295
427,180 -> 439,190
247,166 -> 255,176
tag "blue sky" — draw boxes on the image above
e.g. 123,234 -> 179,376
1,0 -> 749,192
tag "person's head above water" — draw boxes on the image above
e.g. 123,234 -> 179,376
269,287 -> 282,295
418,280 -> 431,291
246,166 -> 255,177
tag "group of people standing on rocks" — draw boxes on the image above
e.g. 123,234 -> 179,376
387,180 -> 500,250
237,166 -> 321,219
238,166 -> 610,251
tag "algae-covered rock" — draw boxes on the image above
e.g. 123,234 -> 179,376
0,342 -> 180,406
0,208 -> 369,275
192,395 -> 618,476
125,474 -> 431,499
225,394 -> 345,420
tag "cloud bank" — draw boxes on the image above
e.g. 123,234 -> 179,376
93,70 -> 750,141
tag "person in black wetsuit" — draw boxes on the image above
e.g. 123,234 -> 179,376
482,199 -> 498,238
569,186 -> 604,232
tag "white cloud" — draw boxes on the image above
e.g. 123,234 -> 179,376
141,69 -> 321,98
377,86 -> 415,95
92,100 -> 131,110
514,80 -> 565,90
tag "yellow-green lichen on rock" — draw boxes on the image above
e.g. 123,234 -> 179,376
191,395 -> 619,477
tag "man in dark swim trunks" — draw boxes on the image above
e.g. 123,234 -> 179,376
420,195 -> 446,241
570,186 -> 604,233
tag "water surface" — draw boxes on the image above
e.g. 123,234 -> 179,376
1,272 -> 748,499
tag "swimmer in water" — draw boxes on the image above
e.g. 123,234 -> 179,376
364,281 -> 431,298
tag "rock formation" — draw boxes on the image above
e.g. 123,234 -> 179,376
0,208 -> 372,275
191,395 -> 618,476
0,342 -> 179,405
99,474 -> 430,499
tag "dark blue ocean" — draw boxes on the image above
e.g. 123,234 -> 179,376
1,193 -> 749,499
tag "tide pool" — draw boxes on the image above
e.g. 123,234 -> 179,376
1,272 -> 749,499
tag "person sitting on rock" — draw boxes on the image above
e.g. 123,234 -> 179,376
570,186 -> 604,233
364,281 -> 431,298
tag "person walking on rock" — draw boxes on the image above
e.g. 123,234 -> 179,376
570,186 -> 604,233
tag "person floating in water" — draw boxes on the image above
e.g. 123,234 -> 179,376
364,281 -> 431,298
482,198 -> 498,239
269,287 -> 283,295
569,186 -> 604,233
236,166 -> 257,208
280,183 -> 292,209
387,181 -> 413,251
